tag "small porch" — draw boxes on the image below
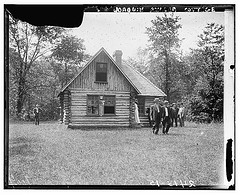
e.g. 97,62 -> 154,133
136,96 -> 164,127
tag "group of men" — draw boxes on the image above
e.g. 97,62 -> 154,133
148,98 -> 185,135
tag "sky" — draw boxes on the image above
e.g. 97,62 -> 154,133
70,12 -> 224,59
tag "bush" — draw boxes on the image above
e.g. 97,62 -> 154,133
190,112 -> 211,123
188,96 -> 212,123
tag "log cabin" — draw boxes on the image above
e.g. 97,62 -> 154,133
58,47 -> 166,128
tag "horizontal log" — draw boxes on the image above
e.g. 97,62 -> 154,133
71,98 -> 86,102
71,120 -> 130,123
70,89 -> 130,94
115,103 -> 130,106
70,109 -> 130,113
70,121 -> 129,125
71,115 -> 129,118
71,98 -> 86,100
71,103 -> 86,105
116,95 -> 130,99
70,103 -> 130,107
115,111 -> 129,115
70,105 -> 130,109
70,96 -> 130,101
71,109 -> 84,112
69,124 -> 130,127
71,94 -> 130,97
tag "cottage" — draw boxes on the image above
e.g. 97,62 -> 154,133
58,48 -> 166,127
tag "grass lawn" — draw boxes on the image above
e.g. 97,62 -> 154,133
8,121 -> 224,186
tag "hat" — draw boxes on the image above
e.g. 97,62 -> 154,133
164,100 -> 169,104
154,98 -> 159,102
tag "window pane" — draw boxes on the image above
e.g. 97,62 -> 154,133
96,63 -> 107,82
87,95 -> 99,115
104,106 -> 115,114
104,95 -> 115,114
104,96 -> 115,106
96,72 -> 107,82
96,63 -> 107,72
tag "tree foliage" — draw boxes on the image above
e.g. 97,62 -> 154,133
9,16 -> 65,116
188,23 -> 224,122
51,35 -> 89,87
128,16 -> 224,123
145,13 -> 184,101
9,16 -> 88,120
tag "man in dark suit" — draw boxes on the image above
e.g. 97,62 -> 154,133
152,98 -> 164,135
162,100 -> 173,134
171,103 -> 179,127
146,107 -> 151,127
33,104 -> 41,125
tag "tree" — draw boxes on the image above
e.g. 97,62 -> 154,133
124,47 -> 150,74
146,13 -> 183,101
9,16 -> 65,116
188,23 -> 224,122
51,35 -> 88,87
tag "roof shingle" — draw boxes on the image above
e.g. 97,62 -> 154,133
120,62 -> 166,96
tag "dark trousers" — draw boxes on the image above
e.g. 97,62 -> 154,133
172,117 -> 178,127
162,116 -> 171,134
179,117 -> 184,127
34,114 -> 39,125
154,113 -> 161,134
148,115 -> 153,127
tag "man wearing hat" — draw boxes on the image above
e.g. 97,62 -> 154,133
162,100 -> 173,134
152,98 -> 164,134
171,103 -> 179,127
33,104 -> 42,125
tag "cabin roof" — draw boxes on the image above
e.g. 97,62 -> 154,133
121,62 -> 166,96
59,47 -> 166,97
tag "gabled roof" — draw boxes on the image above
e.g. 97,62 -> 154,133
59,47 -> 166,97
121,62 -> 166,96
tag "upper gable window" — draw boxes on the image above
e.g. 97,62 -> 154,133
96,63 -> 107,82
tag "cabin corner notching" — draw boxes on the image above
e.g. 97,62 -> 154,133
58,48 -> 166,128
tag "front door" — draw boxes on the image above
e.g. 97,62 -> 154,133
137,96 -> 145,116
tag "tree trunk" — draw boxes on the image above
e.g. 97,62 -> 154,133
165,50 -> 170,101
65,62 -> 68,85
16,76 -> 26,116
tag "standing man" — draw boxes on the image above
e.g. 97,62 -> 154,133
162,100 -> 173,134
152,98 -> 163,134
146,107 -> 153,127
33,104 -> 41,125
171,103 -> 179,127
178,103 -> 185,127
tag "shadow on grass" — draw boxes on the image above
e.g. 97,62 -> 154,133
152,133 -> 186,137
9,137 -> 40,157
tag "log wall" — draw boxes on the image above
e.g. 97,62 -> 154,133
69,89 -> 131,127
63,89 -> 71,125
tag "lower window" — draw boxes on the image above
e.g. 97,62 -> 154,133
103,96 -> 115,114
87,95 -> 115,115
87,95 -> 99,115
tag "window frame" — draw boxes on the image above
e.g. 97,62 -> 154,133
95,62 -> 108,83
86,95 -> 116,116
103,95 -> 116,115
86,95 -> 99,116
